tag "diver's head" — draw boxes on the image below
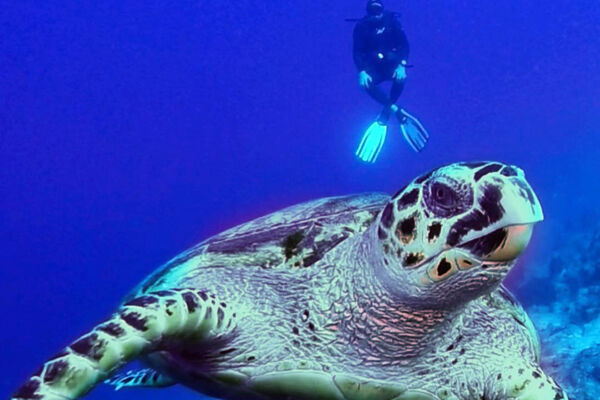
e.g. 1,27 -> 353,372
366,0 -> 384,17
374,162 -> 543,309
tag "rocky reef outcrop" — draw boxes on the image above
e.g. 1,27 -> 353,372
516,220 -> 600,400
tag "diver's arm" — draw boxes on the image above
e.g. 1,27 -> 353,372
352,23 -> 370,71
391,15 -> 410,64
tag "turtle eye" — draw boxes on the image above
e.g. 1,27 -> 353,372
423,178 -> 473,218
432,183 -> 457,208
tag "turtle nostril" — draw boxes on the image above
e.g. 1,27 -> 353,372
437,259 -> 452,276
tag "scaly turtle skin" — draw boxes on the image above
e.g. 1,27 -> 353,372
13,161 -> 568,400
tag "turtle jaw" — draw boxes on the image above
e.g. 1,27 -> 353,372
413,223 -> 537,272
458,223 -> 535,263
419,222 -> 538,284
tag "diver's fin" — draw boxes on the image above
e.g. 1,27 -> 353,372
105,368 -> 175,390
397,108 -> 429,152
12,289 -> 236,400
356,121 -> 387,163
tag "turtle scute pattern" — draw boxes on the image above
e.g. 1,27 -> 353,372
12,162 -> 569,400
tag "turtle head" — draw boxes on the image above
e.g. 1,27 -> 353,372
375,162 -> 543,309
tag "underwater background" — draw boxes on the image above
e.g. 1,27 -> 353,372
1,0 -> 599,399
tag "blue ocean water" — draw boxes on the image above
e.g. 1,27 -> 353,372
1,1 -> 599,399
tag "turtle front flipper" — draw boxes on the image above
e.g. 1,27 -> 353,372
105,368 -> 174,390
12,289 -> 235,400
488,363 -> 569,400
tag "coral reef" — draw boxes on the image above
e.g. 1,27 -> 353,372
516,220 -> 600,400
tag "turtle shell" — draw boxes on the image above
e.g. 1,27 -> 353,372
130,193 -> 389,297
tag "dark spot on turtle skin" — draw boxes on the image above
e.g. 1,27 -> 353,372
437,259 -> 452,276
480,184 -> 505,222
474,163 -> 503,181
446,343 -> 455,351
247,356 -> 256,361
497,373 -> 502,380
382,243 -> 391,254
220,302 -> 227,308
460,161 -> 488,169
70,333 -> 106,361
404,253 -> 423,267
153,290 -> 174,297
459,348 -> 465,355
302,310 -> 309,321
501,166 -> 519,177
302,234 -> 348,267
399,218 -> 415,235
43,360 -> 69,383
97,322 -> 125,337
217,307 -> 225,321
451,359 -> 458,365
182,292 -> 199,313
13,379 -> 42,400
308,322 -> 315,331
292,327 -> 299,335
428,222 -> 442,241
198,291 -> 208,301
121,311 -> 149,332
219,348 -> 236,355
283,231 -> 304,260
377,226 -> 388,240
164,299 -> 177,308
459,227 -> 507,258
447,185 -> 504,246
124,295 -> 158,308
397,188 -> 419,209
515,179 -> 537,207
415,171 -> 433,184
533,371 -> 542,378
518,368 -> 525,375
380,203 -> 395,228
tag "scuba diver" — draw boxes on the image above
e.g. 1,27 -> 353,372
353,0 -> 429,163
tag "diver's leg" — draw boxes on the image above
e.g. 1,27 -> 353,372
364,83 -> 393,107
390,79 -> 405,105
12,289 -> 235,400
363,83 -> 397,125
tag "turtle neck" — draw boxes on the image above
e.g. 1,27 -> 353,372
317,226 -> 459,364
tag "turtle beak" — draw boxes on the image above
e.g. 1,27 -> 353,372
457,223 -> 537,264
481,224 -> 534,262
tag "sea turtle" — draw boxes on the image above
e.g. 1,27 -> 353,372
13,161 -> 568,400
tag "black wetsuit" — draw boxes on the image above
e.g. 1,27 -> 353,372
353,11 -> 410,113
